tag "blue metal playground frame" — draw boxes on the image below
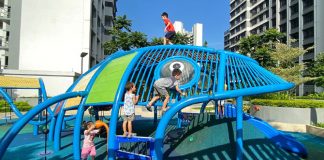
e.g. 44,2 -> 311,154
0,45 -> 302,160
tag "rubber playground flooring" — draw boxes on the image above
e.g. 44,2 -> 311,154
1,117 -> 322,160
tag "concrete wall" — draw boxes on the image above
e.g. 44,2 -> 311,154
252,106 -> 324,125
0,69 -> 79,97
9,0 -> 90,73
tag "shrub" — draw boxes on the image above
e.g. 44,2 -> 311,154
251,99 -> 324,108
315,123 -> 324,128
247,92 -> 294,100
295,92 -> 324,100
0,100 -> 32,112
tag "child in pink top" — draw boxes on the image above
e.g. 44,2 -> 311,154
81,121 -> 100,160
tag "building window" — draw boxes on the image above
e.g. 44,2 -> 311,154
105,1 -> 113,7
280,23 -> 287,33
290,18 -> 299,29
105,16 -> 112,27
303,0 -> 313,8
4,56 -> 8,67
290,4 -> 298,15
272,19 -> 276,27
303,27 -> 314,39
303,12 -> 313,24
251,0 -> 257,6
280,0 -> 287,8
280,11 -> 287,20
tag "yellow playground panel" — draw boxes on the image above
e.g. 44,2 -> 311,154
0,76 -> 40,88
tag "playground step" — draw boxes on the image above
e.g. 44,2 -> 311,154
116,150 -> 151,160
116,135 -> 155,143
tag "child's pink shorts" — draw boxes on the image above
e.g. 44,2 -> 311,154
81,146 -> 96,159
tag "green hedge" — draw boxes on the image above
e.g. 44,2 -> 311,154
295,92 -> 324,100
315,123 -> 324,128
0,100 -> 32,112
251,99 -> 324,108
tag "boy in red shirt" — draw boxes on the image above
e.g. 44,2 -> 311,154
161,12 -> 176,45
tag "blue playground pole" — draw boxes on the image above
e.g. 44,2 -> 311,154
236,96 -> 243,160
54,108 -> 66,151
72,98 -> 87,160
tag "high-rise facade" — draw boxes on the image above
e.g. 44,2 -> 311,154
227,0 -> 270,51
193,23 -> 203,46
225,0 -> 324,95
0,0 -> 117,97
173,21 -> 203,46
0,0 -> 9,69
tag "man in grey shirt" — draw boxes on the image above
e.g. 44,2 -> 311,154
146,69 -> 183,112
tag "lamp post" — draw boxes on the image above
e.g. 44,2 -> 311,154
80,52 -> 88,74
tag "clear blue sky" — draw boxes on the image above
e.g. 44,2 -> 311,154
116,0 -> 230,49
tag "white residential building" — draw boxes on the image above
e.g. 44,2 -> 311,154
0,0 -> 117,99
173,20 -> 203,46
193,23 -> 203,46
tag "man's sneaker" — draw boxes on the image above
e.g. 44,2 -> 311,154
146,105 -> 152,112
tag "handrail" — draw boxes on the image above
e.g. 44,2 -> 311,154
0,91 -> 88,158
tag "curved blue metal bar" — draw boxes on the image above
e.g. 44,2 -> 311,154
137,45 -> 259,65
108,49 -> 147,159
0,88 -> 52,125
0,91 -> 88,159
39,78 -> 54,116
0,88 -> 24,117
153,95 -> 212,159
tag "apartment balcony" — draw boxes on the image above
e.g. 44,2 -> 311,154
291,40 -> 299,47
290,0 -> 298,6
303,52 -> 314,61
280,6 -> 287,12
303,6 -> 313,15
303,21 -> 314,30
230,8 -> 247,21
250,0 -> 264,10
230,0 -> 246,13
250,8 -> 268,20
0,5 -> 10,24
249,19 -> 269,31
0,36 -> 9,50
280,18 -> 287,25
303,37 -> 314,45
290,27 -> 299,34
230,19 -> 246,31
290,13 -> 298,20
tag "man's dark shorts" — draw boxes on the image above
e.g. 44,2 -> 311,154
165,31 -> 176,39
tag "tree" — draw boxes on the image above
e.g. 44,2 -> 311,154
238,29 -> 285,67
103,15 -> 148,55
203,41 -> 208,47
172,33 -> 192,45
149,33 -> 191,46
306,53 -> 324,87
269,42 -> 314,85
150,37 -> 163,46
104,15 -> 193,55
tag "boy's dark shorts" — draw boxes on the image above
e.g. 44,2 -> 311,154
165,31 -> 176,39
153,84 -> 169,97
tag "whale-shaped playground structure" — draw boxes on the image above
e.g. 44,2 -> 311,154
0,45 -> 307,159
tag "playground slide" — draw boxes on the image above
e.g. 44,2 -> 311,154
224,104 -> 307,158
243,113 -> 307,158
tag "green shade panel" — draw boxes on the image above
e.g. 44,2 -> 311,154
86,52 -> 137,104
